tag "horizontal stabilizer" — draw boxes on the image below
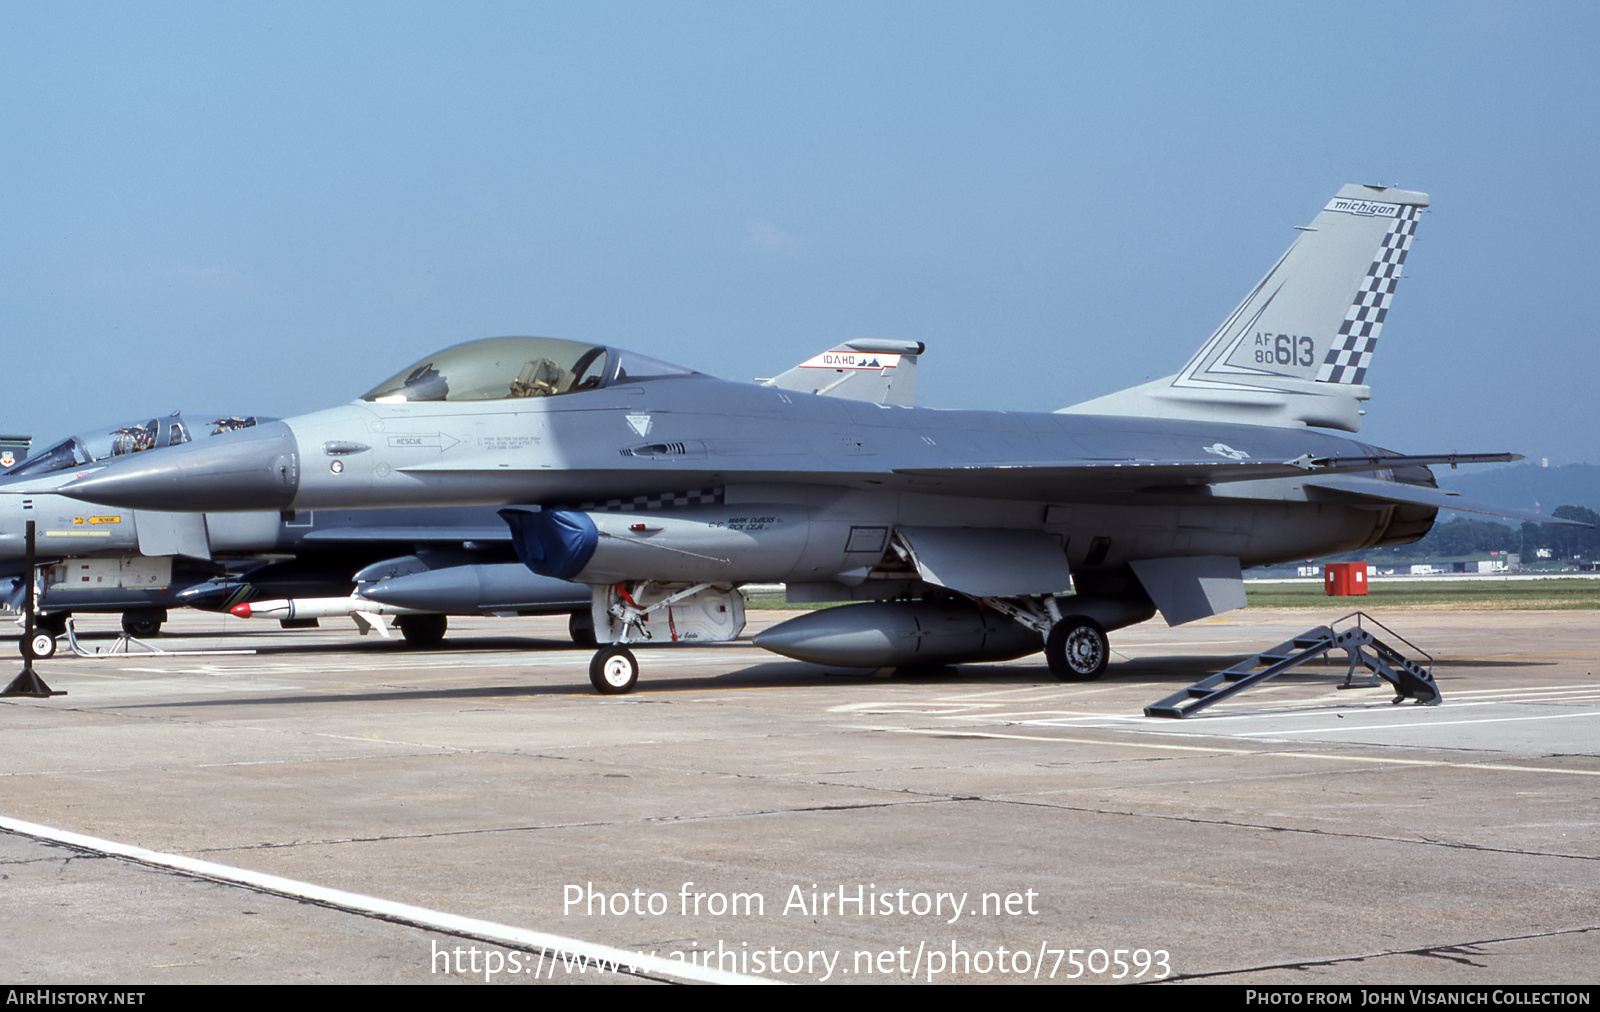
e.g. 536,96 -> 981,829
1297,451 -> 1520,471
1304,476 -> 1596,526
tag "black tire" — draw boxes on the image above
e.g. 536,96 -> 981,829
397,614 -> 448,648
1045,616 -> 1109,681
589,645 -> 639,694
122,610 -> 165,638
26,632 -> 57,660
568,610 -> 597,648
36,613 -> 68,638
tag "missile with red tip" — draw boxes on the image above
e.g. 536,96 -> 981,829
228,595 -> 436,638
229,596 -> 425,621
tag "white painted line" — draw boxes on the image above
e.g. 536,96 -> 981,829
1233,709 -> 1600,736
1278,753 -> 1600,776
1449,686 -> 1600,696
884,728 -> 1261,753
883,728 -> 1600,775
0,815 -> 775,985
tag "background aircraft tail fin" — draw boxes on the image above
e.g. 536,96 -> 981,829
762,338 -> 924,405
1061,184 -> 1429,432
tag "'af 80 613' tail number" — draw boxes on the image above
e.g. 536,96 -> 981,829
1255,333 -> 1315,367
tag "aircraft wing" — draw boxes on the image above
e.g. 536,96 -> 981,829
889,460 -> 1334,497
889,452 -> 1524,498
389,452 -> 1529,505
389,459 -> 1304,501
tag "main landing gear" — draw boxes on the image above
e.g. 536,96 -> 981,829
397,613 -> 448,648
121,608 -> 166,638
979,596 -> 1118,682
1045,616 -> 1109,681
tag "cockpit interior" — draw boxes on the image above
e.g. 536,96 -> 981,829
1,413 -> 261,477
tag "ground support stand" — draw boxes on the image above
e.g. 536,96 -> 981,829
1144,611 -> 1438,718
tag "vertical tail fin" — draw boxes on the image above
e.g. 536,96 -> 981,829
1061,184 -> 1429,432
1314,192 -> 1423,385
762,338 -> 924,405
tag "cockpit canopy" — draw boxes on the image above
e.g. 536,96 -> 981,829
360,336 -> 699,404
2,413 -> 261,477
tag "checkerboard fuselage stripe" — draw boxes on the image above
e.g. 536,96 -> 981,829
1315,205 -> 1421,385
555,487 -> 725,512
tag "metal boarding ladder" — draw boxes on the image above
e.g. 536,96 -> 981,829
1143,611 -> 1439,718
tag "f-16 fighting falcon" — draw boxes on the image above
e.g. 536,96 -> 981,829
54,185 -> 1569,694
2,344 -> 922,658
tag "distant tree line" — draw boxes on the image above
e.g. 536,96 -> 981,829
1326,505 -> 1599,563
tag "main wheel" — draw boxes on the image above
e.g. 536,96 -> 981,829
589,645 -> 639,694
1045,616 -> 1109,681
122,610 -> 165,638
36,613 -> 69,638
397,614 -> 448,648
568,610 -> 597,648
25,631 -> 57,659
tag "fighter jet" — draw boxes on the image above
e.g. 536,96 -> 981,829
7,343 -> 923,656
0,412 -> 592,654
56,185 -> 1570,694
2,413 -> 272,650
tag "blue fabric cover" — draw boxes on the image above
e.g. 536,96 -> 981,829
499,509 -> 599,581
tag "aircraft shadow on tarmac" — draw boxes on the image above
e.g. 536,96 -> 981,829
110,663 -> 909,709
23,629 -> 593,657
19,632 -> 1554,710
107,657 -> 1097,710
34,626 -> 1559,670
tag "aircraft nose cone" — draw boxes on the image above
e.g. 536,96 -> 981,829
60,420 -> 301,511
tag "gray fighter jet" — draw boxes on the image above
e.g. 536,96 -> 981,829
1,413 -> 277,650
6,342 -> 922,656
56,185 -> 1571,694
0,412 -> 590,654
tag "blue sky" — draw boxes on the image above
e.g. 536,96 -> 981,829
3,2 -> 1595,463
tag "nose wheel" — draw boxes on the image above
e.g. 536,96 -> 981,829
589,645 -> 639,694
26,631 -> 57,660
